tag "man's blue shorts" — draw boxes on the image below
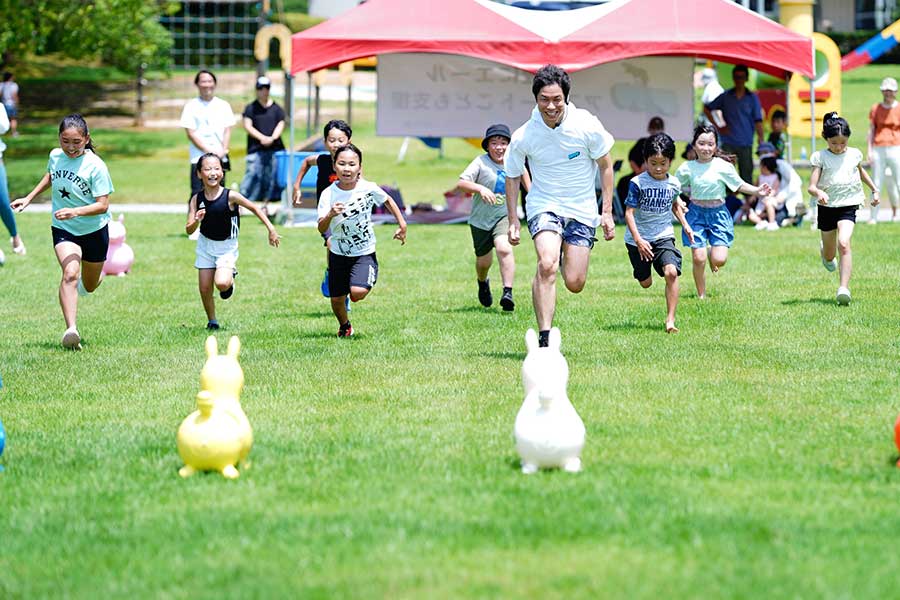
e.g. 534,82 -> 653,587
682,203 -> 733,248
528,211 -> 596,249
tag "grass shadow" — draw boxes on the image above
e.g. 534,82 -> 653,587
480,351 -> 524,361
442,306 -> 497,314
293,311 -> 333,319
887,454 -> 900,467
602,322 -> 667,332
781,298 -> 840,306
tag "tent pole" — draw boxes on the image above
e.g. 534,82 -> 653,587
306,73 -> 312,139
784,77 -> 792,162
809,78 -> 816,158
284,71 -> 295,226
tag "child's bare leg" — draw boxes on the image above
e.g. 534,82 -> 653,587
663,264 -> 679,333
349,285 -> 370,303
331,295 -> 349,325
709,246 -> 728,273
766,201 -> 776,223
691,247 -> 707,298
747,209 -> 761,224
213,267 -> 234,292
836,220 -> 854,289
820,229 -> 838,263
198,269 -> 216,321
475,251 -> 492,281
495,236 -> 515,289
55,243 -> 82,329
81,260 -> 104,291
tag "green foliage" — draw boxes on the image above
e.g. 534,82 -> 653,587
279,11 -> 326,32
2,214 -> 900,597
0,0 -> 172,72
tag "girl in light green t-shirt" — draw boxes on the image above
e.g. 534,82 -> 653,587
12,114 -> 113,350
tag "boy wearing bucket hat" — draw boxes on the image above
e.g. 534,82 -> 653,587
456,124 -> 528,310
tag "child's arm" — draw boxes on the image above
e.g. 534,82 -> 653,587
54,194 -> 110,221
807,166 -> 829,205
736,180 -> 772,198
318,201 -> 343,235
186,194 -> 204,235
383,197 -> 407,245
231,191 -> 281,246
624,207 -> 652,261
505,175 -> 522,246
456,178 -> 497,204
672,200 -> 695,245
858,163 -> 880,206
11,173 -> 51,212
292,155 -> 317,205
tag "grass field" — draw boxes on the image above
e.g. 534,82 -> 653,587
2,211 -> 900,597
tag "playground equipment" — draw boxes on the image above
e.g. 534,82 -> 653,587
781,0 -> 842,140
842,19 -> 900,72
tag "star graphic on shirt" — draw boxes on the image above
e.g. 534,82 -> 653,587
59,188 -> 71,199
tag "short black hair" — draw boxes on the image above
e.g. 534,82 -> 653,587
194,69 -> 217,85
333,143 -> 362,164
733,64 -> 749,77
2,72 -> 11,82
771,109 -> 786,121
643,133 -> 676,162
532,65 -> 571,102
323,119 -> 352,140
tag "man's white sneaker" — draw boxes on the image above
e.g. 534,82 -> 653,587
836,286 -> 851,306
819,240 -> 837,272
61,327 -> 82,350
11,239 -> 25,255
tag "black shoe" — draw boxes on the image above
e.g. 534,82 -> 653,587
500,289 -> 515,311
338,321 -> 353,338
220,281 -> 234,300
206,320 -> 220,330
477,279 -> 493,307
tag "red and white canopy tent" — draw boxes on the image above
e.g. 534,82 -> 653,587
290,0 -> 814,78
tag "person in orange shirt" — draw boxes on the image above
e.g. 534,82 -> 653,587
867,77 -> 900,223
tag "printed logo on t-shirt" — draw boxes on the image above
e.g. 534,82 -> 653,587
334,190 -> 379,255
568,151 -> 581,160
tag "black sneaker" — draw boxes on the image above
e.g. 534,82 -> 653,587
500,289 -> 515,311
338,321 -> 354,338
477,279 -> 493,307
206,320 -> 220,330
220,281 -> 234,300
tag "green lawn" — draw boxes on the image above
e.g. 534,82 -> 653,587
2,212 -> 900,597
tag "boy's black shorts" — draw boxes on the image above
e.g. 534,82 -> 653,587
328,251 -> 378,297
626,237 -> 682,281
52,225 -> 110,263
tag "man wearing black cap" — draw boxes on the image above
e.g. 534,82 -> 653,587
456,123 -> 529,311
240,76 -> 286,216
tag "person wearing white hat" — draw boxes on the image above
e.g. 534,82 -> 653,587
699,68 -> 724,129
867,76 -> 900,222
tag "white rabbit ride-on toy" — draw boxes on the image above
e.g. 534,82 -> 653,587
514,328 -> 586,474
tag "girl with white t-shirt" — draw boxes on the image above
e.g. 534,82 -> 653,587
808,112 -> 879,306
317,144 -> 407,338
675,124 -> 771,299
12,114 -> 113,350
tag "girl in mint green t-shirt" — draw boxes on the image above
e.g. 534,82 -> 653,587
675,124 -> 771,299
12,114 -> 113,350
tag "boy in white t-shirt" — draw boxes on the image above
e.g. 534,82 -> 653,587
317,144 -> 407,337
504,64 -> 616,347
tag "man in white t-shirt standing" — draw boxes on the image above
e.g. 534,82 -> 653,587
505,64 -> 616,347
180,70 -> 236,201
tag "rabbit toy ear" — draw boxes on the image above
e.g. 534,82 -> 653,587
525,329 -> 538,352
205,335 -> 218,359
548,328 -> 561,351
227,336 -> 241,359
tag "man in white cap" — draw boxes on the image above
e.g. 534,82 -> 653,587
240,76 -> 286,217
868,76 -> 900,223
699,68 -> 724,128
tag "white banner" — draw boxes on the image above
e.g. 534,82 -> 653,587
377,53 -> 695,141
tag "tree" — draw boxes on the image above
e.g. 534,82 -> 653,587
0,0 -> 173,71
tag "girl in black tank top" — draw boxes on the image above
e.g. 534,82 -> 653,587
197,187 -> 239,241
185,153 -> 283,330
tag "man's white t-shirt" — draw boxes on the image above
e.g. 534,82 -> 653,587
179,96 -> 236,164
317,178 -> 389,256
505,102 -> 614,227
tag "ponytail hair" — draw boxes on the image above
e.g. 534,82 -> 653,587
760,156 -> 781,183
822,112 -> 851,139
59,113 -> 97,156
